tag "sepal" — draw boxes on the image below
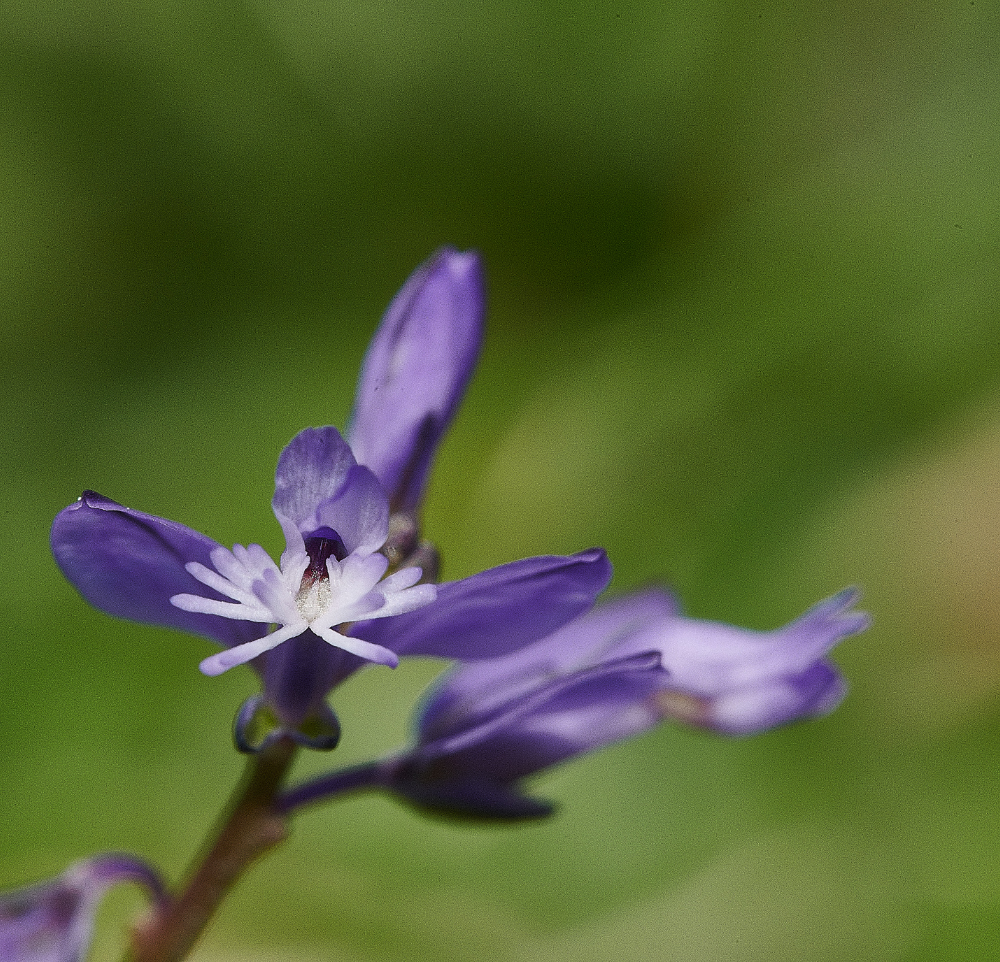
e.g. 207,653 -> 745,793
234,695 -> 341,754
385,757 -> 556,822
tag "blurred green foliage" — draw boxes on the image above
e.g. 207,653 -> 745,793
3,0 -> 1000,959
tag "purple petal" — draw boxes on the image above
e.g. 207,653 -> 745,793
0,854 -> 164,962
654,587 -> 868,694
650,588 -> 866,735
259,633 -> 363,727
388,775 -> 555,821
350,548 -> 613,660
381,652 -> 664,819
418,587 -> 674,740
416,652 -> 665,783
348,248 -> 485,513
272,427 -> 389,553
697,662 -> 848,736
51,492 -> 260,650
313,464 -> 389,557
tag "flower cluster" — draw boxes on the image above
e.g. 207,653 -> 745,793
50,244 -> 868,780
31,248 -> 869,960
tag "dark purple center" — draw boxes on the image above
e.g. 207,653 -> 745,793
301,528 -> 348,589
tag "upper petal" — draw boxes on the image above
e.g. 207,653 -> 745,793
348,248 -> 485,513
272,427 -> 389,554
51,491 -> 260,650
350,548 -> 613,660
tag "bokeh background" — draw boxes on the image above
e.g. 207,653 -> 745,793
4,1 -> 1000,959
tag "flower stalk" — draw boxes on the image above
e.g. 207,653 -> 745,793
126,737 -> 298,962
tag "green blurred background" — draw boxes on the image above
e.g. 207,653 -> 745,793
4,0 -> 1000,959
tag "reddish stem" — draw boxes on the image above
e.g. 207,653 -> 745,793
126,738 -> 297,962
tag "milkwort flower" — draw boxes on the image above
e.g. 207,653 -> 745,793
0,854 -> 164,962
50,250 -> 613,749
286,587 -> 867,818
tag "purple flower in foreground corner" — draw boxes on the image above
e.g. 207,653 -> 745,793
51,426 -> 612,750
0,854 -> 164,962
357,587 -> 868,819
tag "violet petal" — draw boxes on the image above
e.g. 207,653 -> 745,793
51,492 -> 259,650
349,247 -> 485,513
417,587 -> 673,740
272,427 -> 388,552
350,548 -> 612,660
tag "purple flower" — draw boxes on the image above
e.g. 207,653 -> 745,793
0,854 -> 164,962
366,587 -> 867,819
50,250 -> 610,748
349,247 -> 485,516
52,427 -> 611,748
374,591 -> 670,818
52,428 -> 436,678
